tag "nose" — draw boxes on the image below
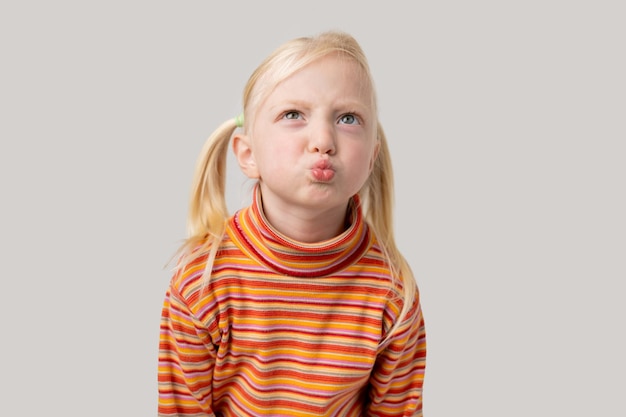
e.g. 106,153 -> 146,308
308,120 -> 336,155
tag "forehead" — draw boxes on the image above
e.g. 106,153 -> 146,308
265,54 -> 374,106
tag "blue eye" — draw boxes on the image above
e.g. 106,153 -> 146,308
284,111 -> 301,120
339,114 -> 358,125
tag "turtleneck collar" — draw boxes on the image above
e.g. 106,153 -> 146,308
229,186 -> 372,278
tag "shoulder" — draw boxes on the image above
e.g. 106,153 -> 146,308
168,234 -> 228,304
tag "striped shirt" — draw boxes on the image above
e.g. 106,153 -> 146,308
158,191 -> 426,416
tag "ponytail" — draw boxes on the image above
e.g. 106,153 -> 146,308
170,118 -> 239,280
361,123 -> 417,339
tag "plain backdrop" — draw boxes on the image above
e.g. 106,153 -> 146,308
1,1 -> 624,415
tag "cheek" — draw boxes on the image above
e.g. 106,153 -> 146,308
265,138 -> 300,160
254,142 -> 296,174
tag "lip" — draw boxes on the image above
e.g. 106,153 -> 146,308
311,160 -> 335,182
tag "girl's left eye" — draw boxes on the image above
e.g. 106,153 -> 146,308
339,114 -> 359,125
284,111 -> 301,120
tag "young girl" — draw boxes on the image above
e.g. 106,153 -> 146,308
158,31 -> 426,416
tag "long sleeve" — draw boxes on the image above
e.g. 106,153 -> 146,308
157,285 -> 217,416
367,295 -> 427,417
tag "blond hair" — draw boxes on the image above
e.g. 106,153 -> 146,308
173,30 -> 416,340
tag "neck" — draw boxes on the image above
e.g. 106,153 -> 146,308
259,196 -> 350,244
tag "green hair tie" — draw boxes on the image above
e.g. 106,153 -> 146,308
235,113 -> 244,128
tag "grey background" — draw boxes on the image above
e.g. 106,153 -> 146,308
1,1 -> 624,415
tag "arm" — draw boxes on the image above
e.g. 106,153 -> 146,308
367,296 -> 427,417
157,286 -> 217,416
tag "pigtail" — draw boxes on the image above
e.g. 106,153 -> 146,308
171,118 -> 239,282
364,124 -> 395,249
361,123 -> 417,340
188,119 -> 237,238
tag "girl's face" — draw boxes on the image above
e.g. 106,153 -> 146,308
234,53 -> 379,225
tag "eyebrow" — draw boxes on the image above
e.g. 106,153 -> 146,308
268,99 -> 369,113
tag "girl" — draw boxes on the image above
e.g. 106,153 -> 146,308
158,31 -> 426,416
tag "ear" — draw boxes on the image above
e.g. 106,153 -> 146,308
232,133 -> 260,179
369,140 -> 381,173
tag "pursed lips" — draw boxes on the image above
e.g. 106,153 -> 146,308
311,159 -> 335,182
